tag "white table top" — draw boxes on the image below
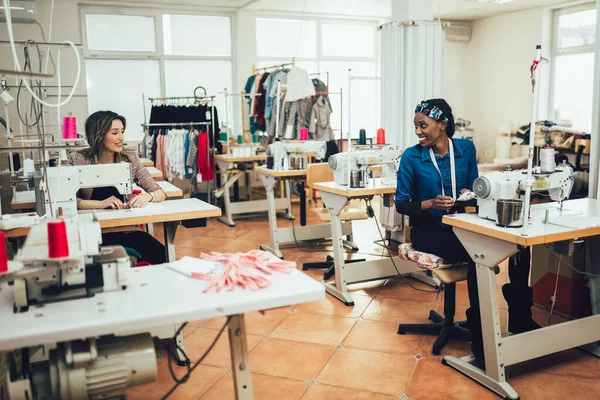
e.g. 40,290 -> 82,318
0,262 -> 324,350
215,154 -> 267,163
443,198 -> 600,246
133,181 -> 183,198
146,166 -> 163,178
257,166 -> 308,178
313,178 -> 396,198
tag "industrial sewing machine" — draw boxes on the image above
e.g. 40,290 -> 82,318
267,140 -> 327,170
328,146 -> 402,186
1,217 -> 157,400
473,165 -> 574,223
35,163 -> 132,217
1,216 -> 131,312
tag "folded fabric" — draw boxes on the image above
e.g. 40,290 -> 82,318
397,243 -> 464,270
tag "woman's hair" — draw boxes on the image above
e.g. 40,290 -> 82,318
417,98 -> 456,138
79,110 -> 130,162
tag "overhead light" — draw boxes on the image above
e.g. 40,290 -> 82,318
477,0 -> 515,4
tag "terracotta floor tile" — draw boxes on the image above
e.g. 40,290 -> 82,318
377,277 -> 442,303
113,359 -> 226,400
204,308 -> 292,336
510,372 -> 600,400
176,236 -> 230,251
406,358 -> 499,400
508,349 -> 600,380
419,334 -> 473,359
270,312 -> 357,346
301,384 -> 399,400
342,319 -> 424,356
183,328 -> 262,367
200,373 -> 308,400
249,338 -> 335,381
317,348 -> 416,395
531,306 -> 570,327
214,239 -> 264,253
454,283 -> 508,308
362,298 -> 439,324
296,294 -> 373,318
342,279 -> 386,297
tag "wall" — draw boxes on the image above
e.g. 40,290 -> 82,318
463,7 -> 552,163
444,40 -> 467,119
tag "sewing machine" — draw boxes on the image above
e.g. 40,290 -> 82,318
267,140 -> 327,170
328,146 -> 402,186
473,165 -> 575,222
35,163 -> 132,217
0,216 -> 156,400
1,216 -> 131,312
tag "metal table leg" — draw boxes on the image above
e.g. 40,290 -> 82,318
228,314 -> 253,400
298,181 -> 306,226
162,221 -> 178,263
259,174 -> 283,258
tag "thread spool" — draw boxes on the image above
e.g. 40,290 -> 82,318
62,116 -> 78,140
23,158 -> 35,176
219,132 -> 227,142
359,129 -> 367,145
299,127 -> 309,140
48,220 -> 69,259
133,189 -> 142,195
252,134 -> 259,143
376,128 -> 386,144
237,135 -> 243,144
0,231 -> 8,274
540,147 -> 555,173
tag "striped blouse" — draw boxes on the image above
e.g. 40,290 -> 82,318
67,149 -> 163,200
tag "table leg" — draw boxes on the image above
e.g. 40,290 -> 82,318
298,181 -> 306,226
281,180 -> 294,220
259,174 -> 283,258
234,180 -> 240,202
163,221 -> 177,263
319,191 -> 354,306
219,174 -> 236,227
228,314 -> 253,400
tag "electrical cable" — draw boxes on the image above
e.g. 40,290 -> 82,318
548,253 -> 561,326
161,316 -> 232,400
366,199 -> 439,293
544,243 -> 600,278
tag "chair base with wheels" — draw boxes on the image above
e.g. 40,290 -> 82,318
302,255 -> 366,280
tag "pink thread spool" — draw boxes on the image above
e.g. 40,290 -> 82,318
62,116 -> 78,140
299,127 -> 309,140
376,128 -> 386,144
48,220 -> 69,259
0,231 -> 8,274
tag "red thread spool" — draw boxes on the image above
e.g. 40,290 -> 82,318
48,220 -> 69,259
0,231 -> 8,274
299,127 -> 309,140
132,189 -> 143,195
376,128 -> 386,145
62,116 -> 78,140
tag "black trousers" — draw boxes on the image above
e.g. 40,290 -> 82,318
102,231 -> 166,265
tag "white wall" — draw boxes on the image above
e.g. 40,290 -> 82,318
463,7 -> 552,163
444,40 -> 467,119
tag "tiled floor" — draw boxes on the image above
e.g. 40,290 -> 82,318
113,200 -> 600,400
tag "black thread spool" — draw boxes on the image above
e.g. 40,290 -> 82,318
266,156 -> 274,169
358,129 -> 367,145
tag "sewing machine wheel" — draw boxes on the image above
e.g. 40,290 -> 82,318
14,278 -> 29,312
473,177 -> 491,199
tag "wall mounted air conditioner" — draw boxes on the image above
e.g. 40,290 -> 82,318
445,22 -> 471,42
0,0 -> 37,24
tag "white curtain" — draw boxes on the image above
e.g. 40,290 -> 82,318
588,0 -> 600,199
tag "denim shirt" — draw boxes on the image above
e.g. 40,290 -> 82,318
395,138 -> 478,230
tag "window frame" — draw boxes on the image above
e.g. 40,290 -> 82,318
80,5 -> 236,108
548,2 -> 596,129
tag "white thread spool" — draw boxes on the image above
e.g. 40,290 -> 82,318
540,147 -> 555,173
23,159 -> 35,176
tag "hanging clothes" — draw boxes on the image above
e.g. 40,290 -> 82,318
279,97 -> 313,139
197,131 -> 215,182
186,130 -> 199,178
312,78 -> 333,112
167,129 -> 186,180
309,96 -> 335,141
284,68 -> 315,103
253,72 -> 270,132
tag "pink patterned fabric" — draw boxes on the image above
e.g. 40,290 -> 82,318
397,243 -> 465,270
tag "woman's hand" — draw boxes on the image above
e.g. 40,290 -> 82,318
129,193 -> 151,208
424,195 -> 455,211
102,195 -> 125,209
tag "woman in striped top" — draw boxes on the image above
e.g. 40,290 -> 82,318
68,110 -> 167,264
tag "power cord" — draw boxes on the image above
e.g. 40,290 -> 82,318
366,199 -> 439,293
161,316 -> 232,400
544,244 -> 600,278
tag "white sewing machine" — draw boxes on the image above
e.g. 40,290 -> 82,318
328,147 -> 402,186
473,165 -> 574,222
37,163 -> 133,217
267,140 -> 327,170
1,217 -> 157,400
1,215 -> 131,312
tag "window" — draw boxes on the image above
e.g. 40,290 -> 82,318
551,4 -> 596,133
256,17 -> 379,137
82,8 -> 234,142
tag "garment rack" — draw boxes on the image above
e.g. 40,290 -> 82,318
252,59 -> 295,75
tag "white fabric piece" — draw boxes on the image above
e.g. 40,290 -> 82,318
166,129 -> 186,180
284,67 -> 315,102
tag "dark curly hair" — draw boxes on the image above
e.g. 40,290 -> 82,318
79,110 -> 130,163
419,98 -> 456,138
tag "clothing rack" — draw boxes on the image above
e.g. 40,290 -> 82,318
252,59 -> 295,75
142,90 -> 219,204
309,71 -> 330,89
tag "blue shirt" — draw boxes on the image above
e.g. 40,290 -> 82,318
395,138 -> 478,230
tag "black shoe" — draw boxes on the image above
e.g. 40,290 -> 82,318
503,284 -> 541,334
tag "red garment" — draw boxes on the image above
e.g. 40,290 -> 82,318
253,72 -> 270,131
197,131 -> 215,181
